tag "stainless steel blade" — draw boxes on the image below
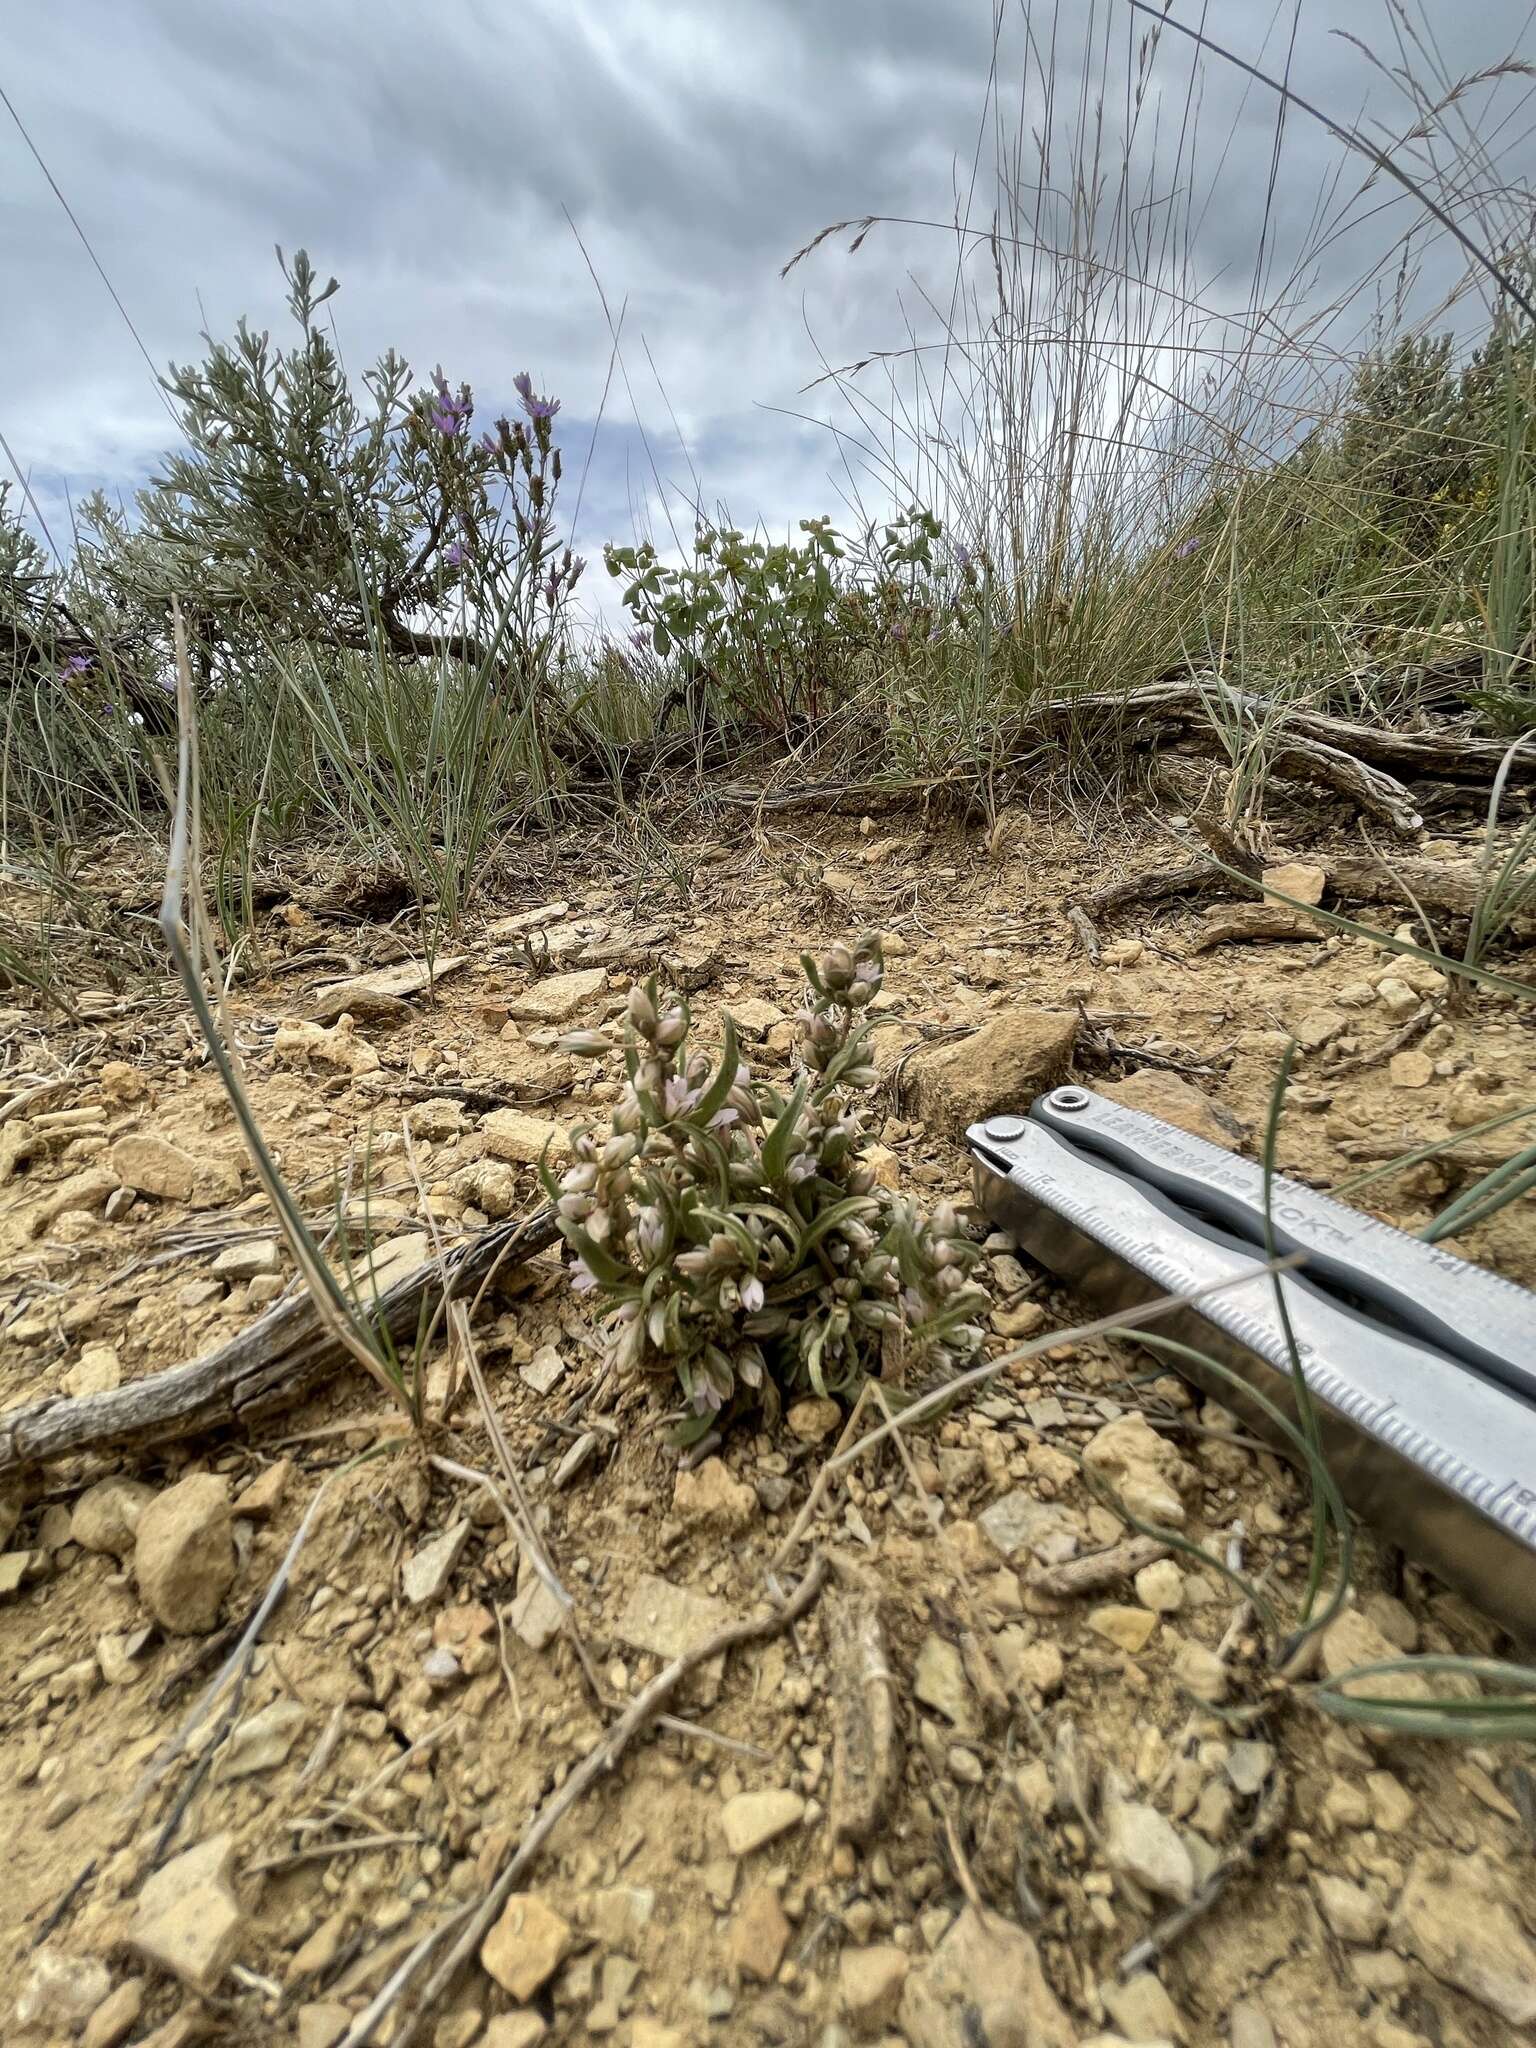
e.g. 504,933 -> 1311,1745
1028,1086 -> 1536,1404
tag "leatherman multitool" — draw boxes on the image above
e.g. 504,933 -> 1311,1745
968,1087 -> 1536,1642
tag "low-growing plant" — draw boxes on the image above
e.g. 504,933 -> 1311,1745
604,509 -> 956,739
545,935 -> 988,1436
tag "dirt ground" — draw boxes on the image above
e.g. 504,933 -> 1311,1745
2,801 -> 1534,2048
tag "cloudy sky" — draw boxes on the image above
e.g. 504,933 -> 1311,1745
4,0 -> 1533,625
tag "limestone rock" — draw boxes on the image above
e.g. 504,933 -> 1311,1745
977,1489 -> 1080,1566
1227,2003 -> 1277,2048
786,1396 -> 841,1444
913,1634 -> 978,1735
27,1166 -> 119,1236
14,1948 -> 113,2028
1319,1610 -> 1434,1728
504,967 -> 608,1024
97,1628 -> 154,1687
134,1474 -> 235,1635
232,1459 -> 292,1519
1293,1008 -> 1346,1052
727,997 -> 785,1040
510,1557 -> 566,1651
484,2017 -> 549,2048
297,2007 -> 354,2048
64,1341 -> 122,1397
109,1132 -> 240,1207
353,1231 -> 431,1297
481,1106 -> 570,1165
220,1697 -> 306,1780
672,1456 -> 755,1531
614,1573 -> 731,1662
1392,1852 -> 1536,2025
1082,1414 -> 1194,1528
81,1977 -> 144,2048
1171,1635 -> 1227,1703
904,1009 -> 1078,1132
1104,1788 -> 1195,1903
1087,1605 -> 1157,1654
484,2016 -> 549,2047
212,1237 -> 281,1280
480,1893 -> 572,2002
1312,1873 -> 1385,1945
109,1133 -> 197,1202
403,1521 -> 471,1606
130,1833 -> 241,1992
839,1944 -> 909,2033
1389,1050 -> 1434,1090
72,1476 -> 155,1557
273,1014 -> 381,1076
1103,1971 -> 1186,2043
720,1788 -> 805,1857
454,1159 -> 524,1218
728,1884 -> 790,1981
991,1299 -> 1047,1339
1262,862 -> 1326,906
1101,1071 -> 1242,1150
1134,1559 -> 1184,1613
900,1904 -> 1075,2048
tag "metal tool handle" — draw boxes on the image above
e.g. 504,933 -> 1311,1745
1027,1087 -> 1536,1406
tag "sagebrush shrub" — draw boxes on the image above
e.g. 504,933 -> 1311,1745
547,935 -> 987,1437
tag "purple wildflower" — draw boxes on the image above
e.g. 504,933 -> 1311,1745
1175,535 -> 1201,560
690,1376 -> 723,1417
570,1256 -> 599,1294
513,370 -> 560,422
427,366 -> 470,436
629,626 -> 649,652
58,653 -> 92,681
707,1105 -> 739,1132
953,543 -> 972,571
663,1075 -> 700,1118
444,541 -> 464,569
786,1153 -> 817,1186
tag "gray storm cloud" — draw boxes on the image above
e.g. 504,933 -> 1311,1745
4,0 -> 1533,602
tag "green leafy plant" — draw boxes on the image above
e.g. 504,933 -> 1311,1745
546,934 -> 987,1436
604,509 -> 950,738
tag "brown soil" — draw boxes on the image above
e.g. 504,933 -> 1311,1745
2,805 -> 1533,2048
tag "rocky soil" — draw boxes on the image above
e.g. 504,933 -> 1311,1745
2,805 -> 1534,2048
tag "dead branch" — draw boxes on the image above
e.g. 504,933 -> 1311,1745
1077,861 -> 1223,920
353,1553 -> 831,2047
1330,853 -> 1536,933
1031,680 -> 1536,789
1266,737 -> 1422,836
0,1209 -> 561,1477
1190,905 -> 1320,950
1322,1003 -> 1436,1077
1117,1765 -> 1288,1976
1027,1536 -> 1171,1599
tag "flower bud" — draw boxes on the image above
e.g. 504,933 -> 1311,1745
558,1030 -> 614,1059
628,984 -> 659,1038
822,941 -> 856,990
655,1009 -> 688,1049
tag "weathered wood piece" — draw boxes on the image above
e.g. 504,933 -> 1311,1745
0,1209 -> 561,1476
